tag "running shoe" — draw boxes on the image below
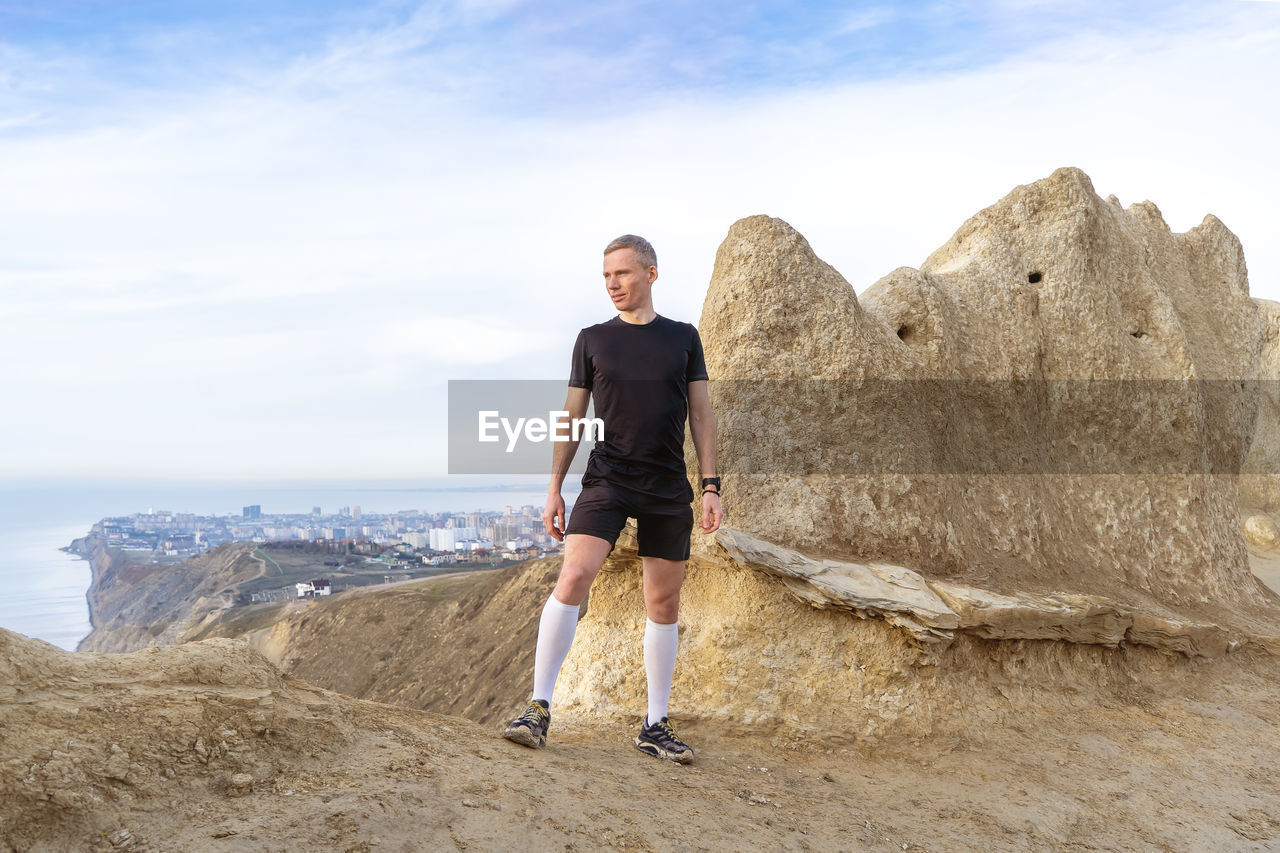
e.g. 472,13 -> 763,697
634,715 -> 694,764
502,698 -> 550,748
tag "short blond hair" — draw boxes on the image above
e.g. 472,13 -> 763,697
604,234 -> 656,269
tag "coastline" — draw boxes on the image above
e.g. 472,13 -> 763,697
0,479 -> 558,654
0,523 -> 96,652
61,534 -> 101,652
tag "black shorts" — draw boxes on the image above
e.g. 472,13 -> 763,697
565,478 -> 695,561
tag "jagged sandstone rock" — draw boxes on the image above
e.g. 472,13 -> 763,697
715,526 -> 1248,657
1241,298 -> 1280,511
684,166 -> 1278,620
554,527 -> 1275,744
555,168 -> 1280,740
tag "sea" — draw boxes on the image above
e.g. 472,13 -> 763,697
0,476 -> 575,652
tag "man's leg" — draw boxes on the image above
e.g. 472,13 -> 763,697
503,532 -> 614,749
533,533 -> 613,705
632,505 -> 695,763
640,555 -> 684,725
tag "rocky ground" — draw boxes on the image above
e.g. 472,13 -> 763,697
8,519 -> 1270,852
5,605 -> 1280,852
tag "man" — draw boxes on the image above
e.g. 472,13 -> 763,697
501,234 -> 723,764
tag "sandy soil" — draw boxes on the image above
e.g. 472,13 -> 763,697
4,624 -> 1280,853
7,537 -> 1279,851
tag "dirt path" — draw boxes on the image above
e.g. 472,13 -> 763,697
7,625 -> 1278,853
76,667 -> 1280,853
253,548 -> 284,578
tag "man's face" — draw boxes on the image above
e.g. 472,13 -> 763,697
603,248 -> 657,312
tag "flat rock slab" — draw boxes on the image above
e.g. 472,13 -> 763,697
714,527 -> 1274,658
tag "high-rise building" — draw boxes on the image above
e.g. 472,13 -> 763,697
430,528 -> 457,551
243,505 -> 262,520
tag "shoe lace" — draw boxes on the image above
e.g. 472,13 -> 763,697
519,701 -> 549,725
654,718 -> 683,745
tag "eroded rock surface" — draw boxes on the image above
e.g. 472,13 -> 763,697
685,167 -> 1279,626
556,168 -> 1280,741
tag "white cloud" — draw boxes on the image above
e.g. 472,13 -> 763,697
381,316 -> 555,367
1,2 -> 1278,478
833,7 -> 895,35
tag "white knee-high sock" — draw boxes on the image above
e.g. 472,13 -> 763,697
644,618 -> 679,725
532,594 -> 581,708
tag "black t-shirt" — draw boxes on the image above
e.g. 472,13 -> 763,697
569,314 -> 709,501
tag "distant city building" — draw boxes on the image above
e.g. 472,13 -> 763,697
82,499 -> 558,563
430,528 -> 456,551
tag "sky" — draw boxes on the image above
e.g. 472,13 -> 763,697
1,0 -> 1278,481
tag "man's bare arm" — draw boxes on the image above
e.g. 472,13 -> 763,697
544,386 -> 591,540
688,379 -> 723,534
549,387 -> 591,492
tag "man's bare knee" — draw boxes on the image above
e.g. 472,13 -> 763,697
642,557 -> 685,623
555,535 -> 613,605
645,595 -> 680,624
555,561 -> 600,602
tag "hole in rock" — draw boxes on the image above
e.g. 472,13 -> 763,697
1027,271 -> 1043,284
1131,330 -> 1147,339
896,325 -> 917,343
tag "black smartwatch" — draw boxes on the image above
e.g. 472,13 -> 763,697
701,476 -> 721,495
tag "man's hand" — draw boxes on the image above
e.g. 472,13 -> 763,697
543,492 -> 567,542
700,490 -> 723,535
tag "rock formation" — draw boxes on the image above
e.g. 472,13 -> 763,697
1241,298 -> 1280,511
686,166 -> 1277,619
554,167 -> 1280,741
